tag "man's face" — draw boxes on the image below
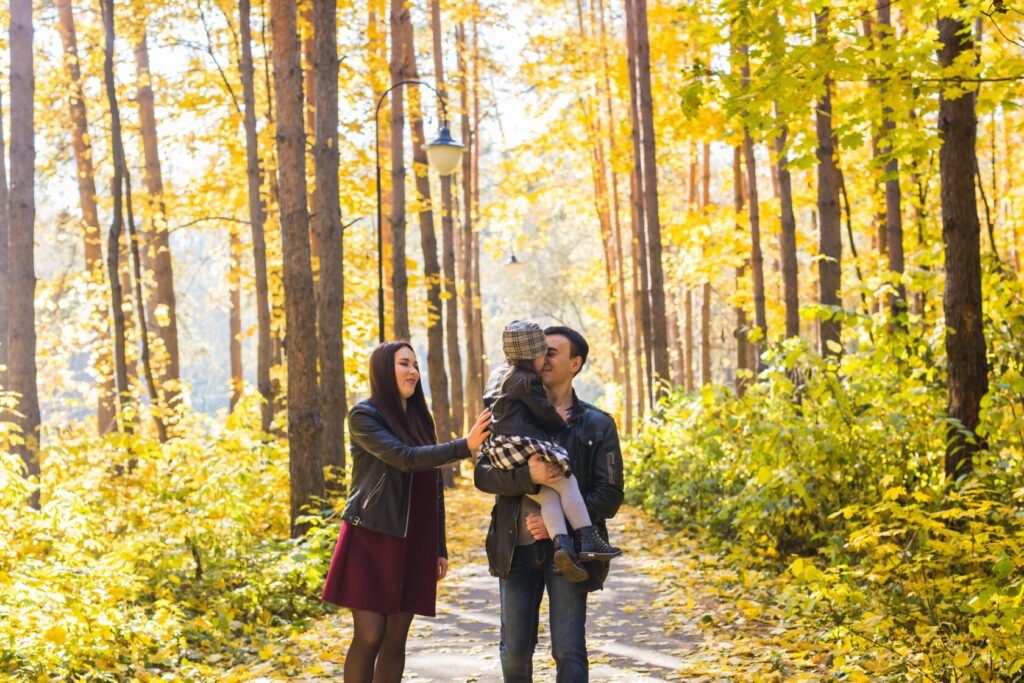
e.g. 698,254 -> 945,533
541,334 -> 580,386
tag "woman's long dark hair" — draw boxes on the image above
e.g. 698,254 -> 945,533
368,341 -> 437,446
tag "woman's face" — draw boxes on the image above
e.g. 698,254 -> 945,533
395,346 -> 420,401
532,355 -> 546,373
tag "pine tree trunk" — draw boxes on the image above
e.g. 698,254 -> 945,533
630,0 -> 670,395
456,21 -> 478,416
431,0 -> 465,436
701,142 -> 712,386
741,48 -> 766,367
684,289 -> 694,391
470,18 -> 486,393
388,0 -> 410,341
134,32 -> 182,409
302,1 -> 318,272
938,11 -> 988,480
239,0 -> 274,433
56,0 -> 116,433
815,8 -> 842,357
270,0 -> 324,536
400,15 -> 452,452
774,116 -> 800,339
878,0 -> 906,321
733,147 -> 750,394
9,0 -> 41,504
230,223 -> 243,410
313,0 -> 347,497
369,0 -> 394,334
624,0 -> 652,413
0,88 -> 8,396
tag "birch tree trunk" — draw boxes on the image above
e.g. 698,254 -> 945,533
270,0 -> 324,536
938,10 -> 988,480
9,0 -> 41,504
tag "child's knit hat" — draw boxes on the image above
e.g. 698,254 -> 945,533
502,320 -> 548,360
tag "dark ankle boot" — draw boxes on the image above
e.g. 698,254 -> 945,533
576,526 -> 622,562
552,534 -> 588,583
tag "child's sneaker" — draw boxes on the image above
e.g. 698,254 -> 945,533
552,534 -> 588,582
576,526 -> 622,562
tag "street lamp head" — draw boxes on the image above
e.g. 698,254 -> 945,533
425,125 -> 464,176
505,250 -> 524,276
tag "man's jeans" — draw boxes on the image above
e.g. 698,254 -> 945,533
499,540 -> 589,682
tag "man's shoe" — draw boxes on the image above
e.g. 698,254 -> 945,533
576,526 -> 622,562
552,534 -> 588,583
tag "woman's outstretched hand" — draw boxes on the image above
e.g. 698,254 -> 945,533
466,409 -> 492,451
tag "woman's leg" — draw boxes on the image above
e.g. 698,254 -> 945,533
345,609 -> 386,683
373,611 -> 415,683
526,486 -> 568,537
544,476 -> 592,530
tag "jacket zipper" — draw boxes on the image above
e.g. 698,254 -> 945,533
364,472 -> 386,509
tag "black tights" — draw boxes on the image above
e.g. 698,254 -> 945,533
344,609 -> 415,683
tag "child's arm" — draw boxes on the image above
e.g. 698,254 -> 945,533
509,372 -> 566,432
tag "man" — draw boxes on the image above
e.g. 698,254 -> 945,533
475,326 -> 625,682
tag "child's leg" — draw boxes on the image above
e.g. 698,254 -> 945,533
526,487 -> 568,537
543,476 -> 592,531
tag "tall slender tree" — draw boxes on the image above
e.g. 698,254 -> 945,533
878,0 -> 906,320
239,0 -> 274,433
740,45 -> 766,368
733,146 -> 751,393
229,223 -> 243,410
0,88 -> 9,394
270,0 -> 324,535
56,0 -> 116,432
134,31 -> 183,409
938,9 -> 988,480
389,0 -> 411,341
774,111 -> 800,339
8,0 -> 40,503
815,7 -> 843,357
701,142 -> 712,386
313,0 -> 347,495
430,0 -> 465,435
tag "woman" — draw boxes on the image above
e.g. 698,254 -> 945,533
322,341 -> 491,683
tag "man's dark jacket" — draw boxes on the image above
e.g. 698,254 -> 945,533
474,385 -> 624,591
341,400 -> 471,558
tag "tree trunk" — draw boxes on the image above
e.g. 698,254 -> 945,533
239,0 -> 274,433
741,48 -> 766,367
430,0 -> 465,436
56,0 -> 116,433
230,223 -> 243,410
624,0 -> 652,413
733,147 -> 750,394
134,32 -> 182,410
400,15 -> 452,453
0,87 -> 7,395
938,11 -> 988,480
878,0 -> 906,321
701,142 -> 712,386
470,18 -> 486,395
815,8 -> 842,357
270,0 -> 324,536
313,0 -> 347,497
388,0 -> 410,341
684,289 -> 694,391
9,0 -> 40,504
774,115 -> 800,339
302,1 -> 318,272
629,0 -> 670,395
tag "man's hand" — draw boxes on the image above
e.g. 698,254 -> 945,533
525,512 -> 549,540
437,557 -> 449,581
528,454 -> 563,485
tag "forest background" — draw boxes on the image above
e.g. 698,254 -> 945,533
1,0 -> 1023,680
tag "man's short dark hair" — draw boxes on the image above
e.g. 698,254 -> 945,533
544,326 -> 589,373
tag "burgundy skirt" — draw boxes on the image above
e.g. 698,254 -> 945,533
321,469 -> 439,616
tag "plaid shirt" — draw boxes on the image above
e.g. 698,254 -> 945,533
479,433 -> 572,476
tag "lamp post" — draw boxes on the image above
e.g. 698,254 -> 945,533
375,79 -> 463,343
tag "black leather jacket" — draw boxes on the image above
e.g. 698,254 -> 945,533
474,391 -> 624,590
484,365 -> 565,440
341,400 -> 472,558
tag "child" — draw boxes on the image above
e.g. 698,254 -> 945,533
480,320 -> 621,582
